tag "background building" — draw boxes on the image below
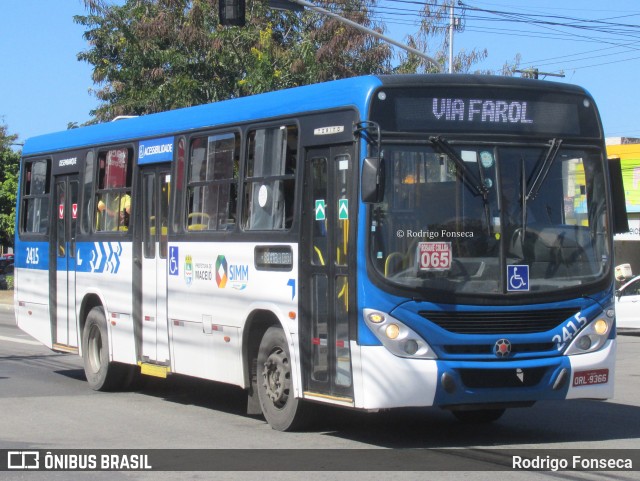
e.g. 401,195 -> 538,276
607,137 -> 640,283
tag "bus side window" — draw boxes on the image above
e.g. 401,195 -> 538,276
21,159 -> 51,235
81,151 -> 95,235
186,132 -> 239,232
94,147 -> 133,232
243,125 -> 297,231
171,137 -> 186,233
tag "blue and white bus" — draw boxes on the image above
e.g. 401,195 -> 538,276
15,75 -> 627,430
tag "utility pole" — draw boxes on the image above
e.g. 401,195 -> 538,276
449,1 -> 455,74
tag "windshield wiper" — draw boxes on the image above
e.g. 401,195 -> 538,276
526,138 -> 563,202
429,136 -> 488,200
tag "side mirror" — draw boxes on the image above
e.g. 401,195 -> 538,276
609,157 -> 629,234
361,156 -> 384,203
615,290 -> 622,299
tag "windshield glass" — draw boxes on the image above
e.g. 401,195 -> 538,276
369,141 -> 610,298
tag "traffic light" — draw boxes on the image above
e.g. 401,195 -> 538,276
219,0 -> 245,27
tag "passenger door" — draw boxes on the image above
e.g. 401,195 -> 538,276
140,165 -> 171,364
53,174 -> 79,349
301,145 -> 355,401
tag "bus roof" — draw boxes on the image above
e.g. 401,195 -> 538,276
22,74 -> 590,157
22,75 -> 384,157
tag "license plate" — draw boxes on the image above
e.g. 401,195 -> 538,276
573,369 -> 609,387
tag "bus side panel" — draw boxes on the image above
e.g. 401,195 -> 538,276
167,242 -> 299,389
75,241 -> 136,365
14,242 -> 52,348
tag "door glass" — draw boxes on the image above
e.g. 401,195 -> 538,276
56,181 -> 66,258
311,274 -> 328,383
311,157 -> 328,266
335,154 -> 350,267
69,181 -> 78,257
143,173 -> 156,259
335,275 -> 351,387
160,173 -> 170,259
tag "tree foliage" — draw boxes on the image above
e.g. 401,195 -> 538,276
76,0 -> 396,121
0,123 -> 20,248
76,0 -> 508,122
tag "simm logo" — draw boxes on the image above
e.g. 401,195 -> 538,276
215,255 -> 249,290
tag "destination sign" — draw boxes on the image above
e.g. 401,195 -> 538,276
370,87 -> 601,138
255,245 -> 293,271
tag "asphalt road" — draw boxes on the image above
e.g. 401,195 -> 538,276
1,297 -> 639,480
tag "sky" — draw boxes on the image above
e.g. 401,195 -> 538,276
0,0 -> 639,146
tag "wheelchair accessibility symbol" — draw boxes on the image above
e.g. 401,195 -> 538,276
507,265 -> 529,291
169,246 -> 179,276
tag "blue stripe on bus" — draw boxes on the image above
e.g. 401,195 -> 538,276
13,240 -> 124,274
75,242 -> 123,274
14,240 -> 49,270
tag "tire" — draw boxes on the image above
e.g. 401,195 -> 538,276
452,408 -> 506,424
81,306 -> 128,391
257,327 -> 310,431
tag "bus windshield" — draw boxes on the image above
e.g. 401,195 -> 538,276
369,140 -> 610,298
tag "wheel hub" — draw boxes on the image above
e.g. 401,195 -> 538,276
262,348 -> 289,406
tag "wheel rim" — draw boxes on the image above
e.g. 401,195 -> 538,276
262,346 -> 291,410
87,324 -> 103,373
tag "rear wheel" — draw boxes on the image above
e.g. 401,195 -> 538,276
82,306 -> 130,391
452,408 -> 506,424
257,327 -> 310,431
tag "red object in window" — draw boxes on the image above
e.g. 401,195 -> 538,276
105,149 -> 128,188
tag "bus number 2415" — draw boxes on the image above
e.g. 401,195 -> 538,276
26,247 -> 40,265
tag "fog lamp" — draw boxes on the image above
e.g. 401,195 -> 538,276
404,339 -> 419,355
577,336 -> 592,351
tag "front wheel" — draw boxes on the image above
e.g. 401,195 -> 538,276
257,327 -> 310,431
82,306 -> 130,391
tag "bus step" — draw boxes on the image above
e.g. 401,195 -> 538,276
138,362 -> 170,378
303,391 -> 353,407
52,343 -> 79,354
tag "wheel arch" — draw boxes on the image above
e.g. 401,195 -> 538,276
78,293 -> 104,353
242,309 -> 282,389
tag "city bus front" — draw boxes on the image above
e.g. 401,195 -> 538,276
357,77 -> 618,421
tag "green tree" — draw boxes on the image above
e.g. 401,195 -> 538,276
76,0 -> 394,121
0,123 -> 20,249
76,0 -> 510,121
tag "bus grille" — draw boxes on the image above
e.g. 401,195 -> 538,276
419,308 -> 579,334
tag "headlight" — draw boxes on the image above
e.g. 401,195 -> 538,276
564,310 -> 614,356
363,308 -> 437,359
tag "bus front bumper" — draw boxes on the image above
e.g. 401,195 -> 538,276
352,339 -> 615,410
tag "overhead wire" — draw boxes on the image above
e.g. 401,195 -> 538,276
371,0 -> 640,72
